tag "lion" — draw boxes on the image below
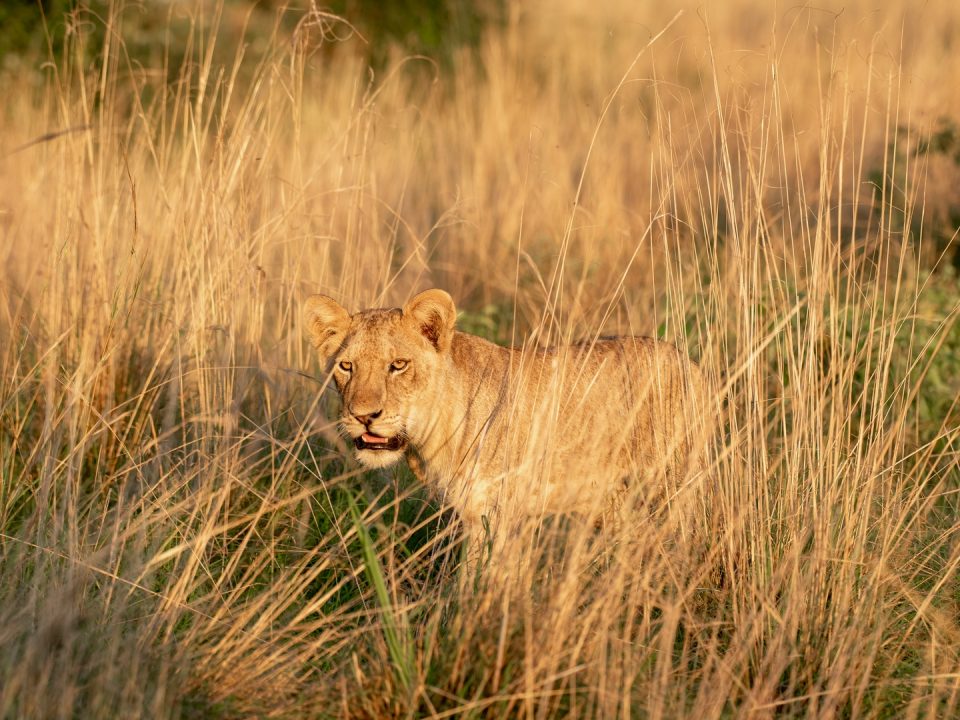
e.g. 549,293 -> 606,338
304,289 -> 710,572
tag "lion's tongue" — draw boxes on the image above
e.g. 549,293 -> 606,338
361,432 -> 389,444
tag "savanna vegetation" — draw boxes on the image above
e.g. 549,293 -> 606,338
0,1 -> 958,717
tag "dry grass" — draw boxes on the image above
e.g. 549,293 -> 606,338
1,0 -> 959,717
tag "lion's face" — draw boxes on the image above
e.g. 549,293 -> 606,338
330,309 -> 441,468
304,290 -> 457,470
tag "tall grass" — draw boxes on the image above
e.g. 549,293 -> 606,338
1,1 -> 958,717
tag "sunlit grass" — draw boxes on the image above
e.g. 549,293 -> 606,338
0,1 -> 958,717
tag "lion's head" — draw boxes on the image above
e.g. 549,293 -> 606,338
304,289 -> 457,469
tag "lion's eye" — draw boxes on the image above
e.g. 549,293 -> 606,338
390,359 -> 408,373
338,360 -> 352,372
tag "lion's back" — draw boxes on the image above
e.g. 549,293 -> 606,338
445,334 -> 709,516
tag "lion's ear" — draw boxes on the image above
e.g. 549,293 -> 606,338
304,294 -> 351,362
403,289 -> 456,352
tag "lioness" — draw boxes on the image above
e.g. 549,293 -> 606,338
304,289 -> 708,567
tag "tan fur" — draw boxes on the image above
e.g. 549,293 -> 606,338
304,289 -> 710,566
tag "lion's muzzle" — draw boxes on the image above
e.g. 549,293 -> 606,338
355,432 -> 407,452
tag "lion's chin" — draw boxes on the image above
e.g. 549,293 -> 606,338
354,447 -> 406,469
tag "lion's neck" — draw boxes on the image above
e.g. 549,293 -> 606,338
411,332 -> 512,489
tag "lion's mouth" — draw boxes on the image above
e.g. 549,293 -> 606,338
355,432 -> 406,452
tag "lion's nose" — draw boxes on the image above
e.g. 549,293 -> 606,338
352,409 -> 382,426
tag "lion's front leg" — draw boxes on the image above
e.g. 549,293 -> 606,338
455,508 -> 492,590
404,448 -> 427,484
